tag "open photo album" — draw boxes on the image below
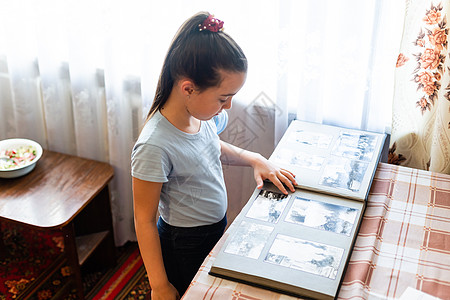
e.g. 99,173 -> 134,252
210,120 -> 386,300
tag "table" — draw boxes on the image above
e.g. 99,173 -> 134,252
0,150 -> 116,299
182,163 -> 450,300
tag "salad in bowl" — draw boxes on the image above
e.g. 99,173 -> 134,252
0,138 -> 43,178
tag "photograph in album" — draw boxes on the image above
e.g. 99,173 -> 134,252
291,130 -> 333,149
272,149 -> 326,171
245,190 -> 291,223
264,234 -> 344,280
332,132 -> 378,162
285,197 -> 358,236
319,157 -> 368,192
223,221 -> 273,259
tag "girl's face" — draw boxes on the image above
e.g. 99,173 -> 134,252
186,71 -> 246,121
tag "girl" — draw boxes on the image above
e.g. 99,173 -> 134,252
131,12 -> 296,300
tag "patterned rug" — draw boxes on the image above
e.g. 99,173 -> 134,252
0,219 -> 150,300
86,243 -> 151,300
0,222 -> 73,299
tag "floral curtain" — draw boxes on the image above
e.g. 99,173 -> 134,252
390,0 -> 450,174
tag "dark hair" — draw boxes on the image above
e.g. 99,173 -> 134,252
146,11 -> 248,120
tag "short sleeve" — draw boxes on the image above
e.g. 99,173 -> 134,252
213,110 -> 229,134
131,143 -> 171,182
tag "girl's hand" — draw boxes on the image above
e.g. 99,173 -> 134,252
252,154 -> 297,194
151,282 -> 180,300
219,141 -> 297,194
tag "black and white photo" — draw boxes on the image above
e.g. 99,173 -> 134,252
332,132 -> 378,162
286,197 -> 358,236
290,130 -> 333,149
224,221 -> 274,259
272,148 -> 325,171
246,190 -> 290,223
264,234 -> 344,280
319,157 -> 369,192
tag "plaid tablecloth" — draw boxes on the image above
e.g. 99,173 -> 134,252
182,163 -> 450,300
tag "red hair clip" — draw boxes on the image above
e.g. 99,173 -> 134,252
198,15 -> 224,32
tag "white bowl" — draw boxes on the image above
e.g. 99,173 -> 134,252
0,138 -> 43,179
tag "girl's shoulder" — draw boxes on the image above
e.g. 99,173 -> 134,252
136,112 -> 169,146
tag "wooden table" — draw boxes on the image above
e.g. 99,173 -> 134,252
182,163 -> 450,300
0,150 -> 116,299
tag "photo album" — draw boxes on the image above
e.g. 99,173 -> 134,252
209,120 -> 386,300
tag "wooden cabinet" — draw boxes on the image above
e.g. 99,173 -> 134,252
0,151 -> 116,299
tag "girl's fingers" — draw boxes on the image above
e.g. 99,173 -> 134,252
280,169 -> 297,187
255,165 -> 297,195
255,176 -> 264,189
279,171 -> 295,192
268,173 -> 288,195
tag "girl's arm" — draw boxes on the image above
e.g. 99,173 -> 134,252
132,177 -> 180,300
220,140 -> 297,194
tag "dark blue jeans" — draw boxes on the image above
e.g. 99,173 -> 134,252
157,215 -> 227,296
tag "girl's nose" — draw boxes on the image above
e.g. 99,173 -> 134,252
223,98 -> 232,110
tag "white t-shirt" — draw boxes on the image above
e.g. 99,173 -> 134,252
131,110 -> 228,227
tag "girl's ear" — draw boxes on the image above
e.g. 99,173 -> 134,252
179,79 -> 196,96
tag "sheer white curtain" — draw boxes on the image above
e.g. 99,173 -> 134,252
282,1 -> 405,134
0,0 -> 404,245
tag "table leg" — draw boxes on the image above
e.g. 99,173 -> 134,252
63,224 -> 84,299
